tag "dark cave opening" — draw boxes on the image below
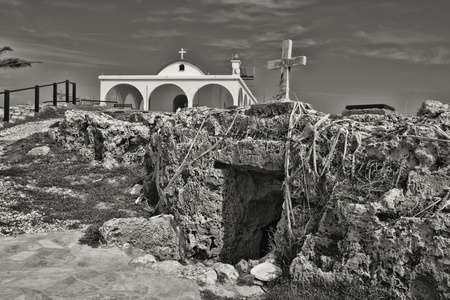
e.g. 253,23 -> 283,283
259,218 -> 281,258
219,166 -> 285,263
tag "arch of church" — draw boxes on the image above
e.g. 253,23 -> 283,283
104,84 -> 143,109
149,84 -> 187,112
244,95 -> 248,107
192,84 -> 234,108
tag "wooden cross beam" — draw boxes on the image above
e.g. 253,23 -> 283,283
267,40 -> 306,101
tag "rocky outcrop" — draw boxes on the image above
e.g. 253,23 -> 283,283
50,110 -> 161,167
99,215 -> 183,261
53,100 -> 450,299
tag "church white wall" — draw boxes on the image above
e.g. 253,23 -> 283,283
157,62 -> 205,76
100,75 -> 257,112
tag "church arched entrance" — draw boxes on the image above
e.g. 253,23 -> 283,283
149,84 -> 186,112
173,94 -> 188,112
193,84 -> 233,108
105,84 -> 143,109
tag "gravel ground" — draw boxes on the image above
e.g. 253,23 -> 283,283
0,118 -> 62,145
0,118 -> 82,236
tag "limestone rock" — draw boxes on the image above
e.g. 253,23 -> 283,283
148,260 -> 183,275
237,273 -> 255,286
204,285 -> 237,299
99,215 -> 183,261
52,110 -> 151,164
130,184 -> 143,195
235,285 -> 264,298
122,242 -> 146,258
417,100 -> 450,117
250,262 -> 282,282
212,262 -> 239,284
196,269 -> 218,286
52,99 -> 450,299
129,254 -> 156,267
27,145 -> 50,156
235,259 -> 249,274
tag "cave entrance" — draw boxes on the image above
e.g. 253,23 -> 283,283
219,166 -> 284,264
260,218 -> 280,257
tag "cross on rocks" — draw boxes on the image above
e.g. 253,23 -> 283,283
267,40 -> 306,100
178,48 -> 186,60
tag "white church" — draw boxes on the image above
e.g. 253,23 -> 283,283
99,49 -> 257,112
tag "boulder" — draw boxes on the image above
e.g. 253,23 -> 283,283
99,215 -> 183,261
250,262 -> 282,282
27,145 -> 50,156
417,100 -> 450,117
196,269 -> 218,286
212,262 -> 239,284
148,260 -> 184,275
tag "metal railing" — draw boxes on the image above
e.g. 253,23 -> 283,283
1,80 -> 76,122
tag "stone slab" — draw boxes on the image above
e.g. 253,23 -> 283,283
8,251 -> 36,261
37,239 -> 64,249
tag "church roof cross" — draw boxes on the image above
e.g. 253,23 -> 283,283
178,48 -> 186,60
267,40 -> 306,101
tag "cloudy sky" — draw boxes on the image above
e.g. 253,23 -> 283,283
1,0 -> 450,114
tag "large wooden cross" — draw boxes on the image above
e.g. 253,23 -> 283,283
267,40 -> 306,100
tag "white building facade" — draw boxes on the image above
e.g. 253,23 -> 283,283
99,58 -> 257,112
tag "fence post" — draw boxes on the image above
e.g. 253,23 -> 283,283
35,85 -> 40,113
53,83 -> 57,106
72,83 -> 77,105
65,80 -> 70,103
4,90 -> 10,123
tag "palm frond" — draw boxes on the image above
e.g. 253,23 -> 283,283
0,58 -> 42,70
0,46 -> 13,56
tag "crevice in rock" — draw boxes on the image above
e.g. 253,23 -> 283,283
220,167 -> 284,264
259,218 -> 280,257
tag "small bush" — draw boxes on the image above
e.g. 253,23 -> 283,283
78,222 -> 105,248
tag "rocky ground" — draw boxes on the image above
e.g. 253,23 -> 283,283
0,109 -> 272,299
2,100 -> 450,299
50,100 -> 450,299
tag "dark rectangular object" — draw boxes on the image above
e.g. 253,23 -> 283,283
72,83 -> 77,105
4,90 -> 10,122
345,104 -> 395,111
35,85 -> 39,113
113,103 -> 133,108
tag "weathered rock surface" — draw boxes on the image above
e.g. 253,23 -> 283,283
51,110 -> 155,165
26,145 -> 50,156
53,100 -> 450,299
212,262 -> 239,284
250,262 -> 282,282
128,254 -> 156,267
99,215 -> 183,261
